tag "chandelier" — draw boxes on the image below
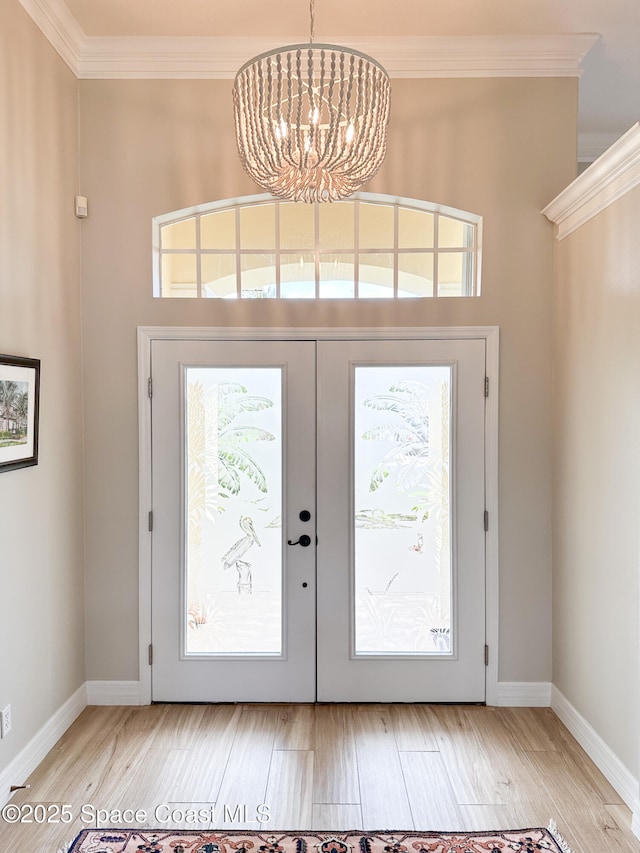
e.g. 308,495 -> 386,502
232,0 -> 391,203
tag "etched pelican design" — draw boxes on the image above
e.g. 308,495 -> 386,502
221,515 -> 261,594
233,559 -> 253,595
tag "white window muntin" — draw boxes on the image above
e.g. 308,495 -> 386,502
153,193 -> 482,299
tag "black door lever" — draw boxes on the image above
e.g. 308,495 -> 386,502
287,534 -> 312,547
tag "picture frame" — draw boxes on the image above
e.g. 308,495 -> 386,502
0,353 -> 40,473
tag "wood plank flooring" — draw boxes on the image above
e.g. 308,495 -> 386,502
0,704 -> 638,852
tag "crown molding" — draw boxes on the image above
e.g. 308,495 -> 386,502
366,34 -> 598,80
17,0 -> 598,81
74,34 -> 598,80
543,121 -> 640,239
18,0 -> 84,73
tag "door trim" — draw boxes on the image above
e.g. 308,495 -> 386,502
137,325 -> 500,705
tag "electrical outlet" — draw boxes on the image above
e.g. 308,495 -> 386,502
1,705 -> 11,738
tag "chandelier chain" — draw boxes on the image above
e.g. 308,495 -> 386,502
310,0 -> 315,44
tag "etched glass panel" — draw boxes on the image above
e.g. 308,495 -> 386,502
185,367 -> 282,655
354,365 -> 452,655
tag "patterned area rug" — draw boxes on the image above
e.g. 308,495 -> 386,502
63,825 -> 574,853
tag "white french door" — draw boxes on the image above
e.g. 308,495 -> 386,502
151,340 -> 317,701
150,336 -> 487,702
316,339 -> 486,701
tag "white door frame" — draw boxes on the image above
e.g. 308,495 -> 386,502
137,325 -> 500,705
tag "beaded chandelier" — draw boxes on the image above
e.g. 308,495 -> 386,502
232,0 -> 391,203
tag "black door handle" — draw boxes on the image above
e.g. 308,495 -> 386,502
287,534 -> 312,547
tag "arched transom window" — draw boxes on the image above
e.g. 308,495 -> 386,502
154,194 -> 481,299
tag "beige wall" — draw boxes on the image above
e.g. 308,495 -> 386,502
0,4 -> 84,772
79,76 -> 577,683
553,185 -> 640,776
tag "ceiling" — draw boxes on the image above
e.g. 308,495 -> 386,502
30,0 -> 640,160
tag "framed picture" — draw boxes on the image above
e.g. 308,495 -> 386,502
0,354 -> 40,473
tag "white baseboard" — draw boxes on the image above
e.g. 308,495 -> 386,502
494,681 -> 552,706
632,799 -> 640,840
0,683 -> 87,808
86,680 -> 142,705
551,685 -> 639,811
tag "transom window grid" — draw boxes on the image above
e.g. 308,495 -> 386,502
154,195 -> 481,300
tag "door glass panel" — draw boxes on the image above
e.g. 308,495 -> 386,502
354,365 -> 452,655
184,367 -> 283,656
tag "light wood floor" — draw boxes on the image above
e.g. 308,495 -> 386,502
0,704 -> 638,852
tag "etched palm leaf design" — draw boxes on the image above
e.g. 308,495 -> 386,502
216,382 -> 275,497
362,378 -> 451,624
187,379 -> 275,601
362,380 -> 431,493
188,380 -> 275,520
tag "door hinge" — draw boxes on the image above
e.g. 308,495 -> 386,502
148,377 -> 153,398
148,644 -> 153,666
148,510 -> 153,532
484,644 -> 489,666
484,376 -> 490,397
484,510 -> 489,531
